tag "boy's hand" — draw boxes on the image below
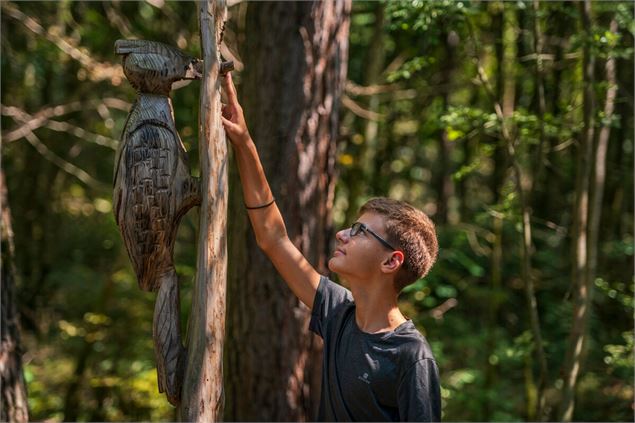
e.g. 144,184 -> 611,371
221,72 -> 251,146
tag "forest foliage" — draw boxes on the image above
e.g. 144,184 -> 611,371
1,1 -> 633,421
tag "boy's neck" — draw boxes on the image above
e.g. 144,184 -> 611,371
349,278 -> 407,334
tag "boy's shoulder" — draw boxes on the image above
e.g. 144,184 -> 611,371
390,322 -> 436,365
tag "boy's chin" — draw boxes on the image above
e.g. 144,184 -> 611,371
327,256 -> 341,273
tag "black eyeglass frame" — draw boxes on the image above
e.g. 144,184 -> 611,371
350,222 -> 399,251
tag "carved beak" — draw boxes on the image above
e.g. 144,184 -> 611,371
184,59 -> 203,80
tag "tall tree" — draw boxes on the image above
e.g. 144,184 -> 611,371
225,1 -> 351,420
560,0 -> 596,420
1,170 -> 29,423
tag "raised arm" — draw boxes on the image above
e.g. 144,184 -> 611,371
220,72 -> 321,309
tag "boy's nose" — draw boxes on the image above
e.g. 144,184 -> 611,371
335,228 -> 350,243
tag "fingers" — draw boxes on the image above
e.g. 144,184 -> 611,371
221,116 -> 245,145
220,115 -> 233,128
221,115 -> 240,133
222,72 -> 239,104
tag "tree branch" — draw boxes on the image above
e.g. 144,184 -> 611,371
341,94 -> 384,121
2,104 -> 119,149
22,130 -> 103,189
2,1 -> 123,83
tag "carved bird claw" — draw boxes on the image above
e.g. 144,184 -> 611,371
220,60 -> 234,75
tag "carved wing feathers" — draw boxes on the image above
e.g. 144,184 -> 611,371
122,124 -> 176,291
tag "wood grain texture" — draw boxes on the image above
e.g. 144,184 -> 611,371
113,39 -> 202,407
225,1 -> 351,420
178,1 -> 228,421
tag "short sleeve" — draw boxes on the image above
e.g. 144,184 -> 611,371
309,276 -> 353,338
397,359 -> 441,422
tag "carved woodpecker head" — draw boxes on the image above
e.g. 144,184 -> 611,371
115,39 -> 203,95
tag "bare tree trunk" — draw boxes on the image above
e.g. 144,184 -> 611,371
531,0 -> 547,201
225,1 -> 351,421
588,16 -> 617,303
530,2 -> 550,419
178,1 -> 228,420
0,170 -> 29,423
513,158 -> 548,421
499,6 -> 548,419
559,1 -> 596,420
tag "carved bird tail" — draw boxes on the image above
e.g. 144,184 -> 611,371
153,268 -> 185,406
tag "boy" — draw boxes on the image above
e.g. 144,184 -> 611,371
221,72 -> 441,422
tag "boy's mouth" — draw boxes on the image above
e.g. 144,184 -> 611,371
334,247 -> 346,256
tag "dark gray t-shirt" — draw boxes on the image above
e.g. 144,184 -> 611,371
309,276 -> 441,422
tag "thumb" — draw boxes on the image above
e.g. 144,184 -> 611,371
221,116 -> 240,132
221,116 -> 232,127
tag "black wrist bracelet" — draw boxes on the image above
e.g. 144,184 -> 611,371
245,198 -> 275,210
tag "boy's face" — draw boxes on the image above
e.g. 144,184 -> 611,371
328,212 -> 400,283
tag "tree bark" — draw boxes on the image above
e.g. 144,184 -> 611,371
559,1 -> 596,420
225,1 -> 351,421
0,170 -> 29,423
178,1 -> 228,421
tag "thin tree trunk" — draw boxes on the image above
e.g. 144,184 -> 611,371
225,1 -> 351,421
588,16 -> 617,294
0,170 -> 29,423
531,0 -> 547,200
540,2 -> 574,224
605,53 -> 629,240
559,1 -> 596,420
531,3 -> 549,418
513,158 -> 548,421
344,2 -> 384,226
178,1 -> 228,420
436,28 -> 457,224
483,11 -> 505,418
500,6 -> 548,419
483,212 -> 503,421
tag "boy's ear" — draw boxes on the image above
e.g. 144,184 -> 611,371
381,251 -> 404,273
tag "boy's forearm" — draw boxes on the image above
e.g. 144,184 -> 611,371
233,137 -> 288,249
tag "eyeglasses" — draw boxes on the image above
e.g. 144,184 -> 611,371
350,222 -> 398,251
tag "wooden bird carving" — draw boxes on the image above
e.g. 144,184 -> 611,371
112,39 -> 202,406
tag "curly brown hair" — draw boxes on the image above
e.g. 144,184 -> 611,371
359,197 -> 438,292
